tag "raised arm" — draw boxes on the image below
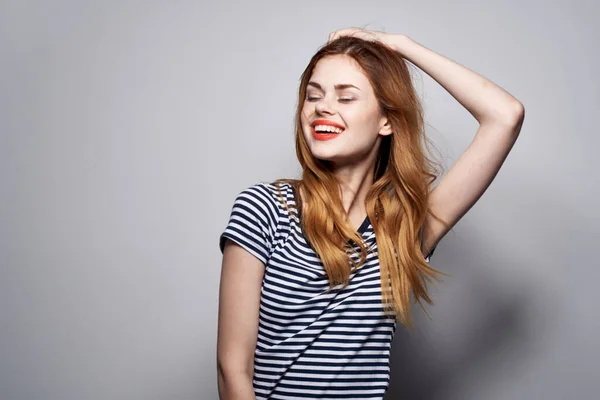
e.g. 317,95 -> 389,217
391,34 -> 524,256
328,29 -> 525,258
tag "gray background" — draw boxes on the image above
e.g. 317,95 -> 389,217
1,0 -> 598,399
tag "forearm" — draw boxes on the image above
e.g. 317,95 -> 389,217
217,370 -> 256,400
392,35 -> 524,125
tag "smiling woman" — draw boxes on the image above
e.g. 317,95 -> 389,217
301,57 -> 390,162
217,28 -> 524,400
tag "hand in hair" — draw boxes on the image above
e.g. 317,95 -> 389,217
327,27 -> 405,51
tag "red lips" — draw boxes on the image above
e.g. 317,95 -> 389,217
310,119 -> 345,141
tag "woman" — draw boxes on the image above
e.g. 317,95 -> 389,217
216,28 -> 524,400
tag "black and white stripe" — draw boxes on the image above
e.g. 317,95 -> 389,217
219,182 -> 433,399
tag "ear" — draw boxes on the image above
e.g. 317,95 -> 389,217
378,117 -> 393,136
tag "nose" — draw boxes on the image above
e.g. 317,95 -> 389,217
315,96 -> 335,115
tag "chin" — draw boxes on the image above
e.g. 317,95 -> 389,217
309,147 -> 348,164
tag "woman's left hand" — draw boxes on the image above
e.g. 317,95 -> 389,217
327,27 -> 406,51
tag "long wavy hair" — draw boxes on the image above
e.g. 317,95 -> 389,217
274,35 -> 451,330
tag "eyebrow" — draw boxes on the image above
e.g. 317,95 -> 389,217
307,82 -> 361,91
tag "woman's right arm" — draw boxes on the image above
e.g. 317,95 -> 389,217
216,239 -> 264,400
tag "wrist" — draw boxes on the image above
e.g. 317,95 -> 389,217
390,34 -> 413,53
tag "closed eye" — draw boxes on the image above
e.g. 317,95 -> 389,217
305,96 -> 355,102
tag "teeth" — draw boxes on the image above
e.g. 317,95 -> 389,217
314,125 -> 344,134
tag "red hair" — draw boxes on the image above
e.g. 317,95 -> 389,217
275,35 -> 451,330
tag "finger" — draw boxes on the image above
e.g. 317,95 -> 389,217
334,28 -> 357,40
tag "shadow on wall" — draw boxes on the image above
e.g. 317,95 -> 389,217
384,232 -> 542,400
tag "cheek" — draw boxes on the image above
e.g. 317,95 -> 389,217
300,105 -> 313,127
301,102 -> 312,116
347,115 -> 371,131
355,111 -> 381,132
299,111 -> 311,137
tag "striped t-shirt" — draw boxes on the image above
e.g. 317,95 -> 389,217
219,181 -> 435,399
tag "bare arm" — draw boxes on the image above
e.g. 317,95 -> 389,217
216,240 -> 264,400
390,35 -> 525,257
393,35 -> 524,125
327,28 -> 525,258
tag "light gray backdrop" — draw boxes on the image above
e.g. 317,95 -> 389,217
1,0 -> 598,399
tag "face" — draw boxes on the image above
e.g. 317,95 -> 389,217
300,54 -> 392,166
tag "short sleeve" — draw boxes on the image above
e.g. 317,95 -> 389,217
218,183 -> 279,265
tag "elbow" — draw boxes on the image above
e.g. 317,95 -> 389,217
217,359 -> 253,380
217,363 -> 256,400
510,101 -> 525,124
505,100 -> 525,125
217,358 -> 254,387
506,101 -> 525,136
498,100 -> 525,126
217,351 -> 254,376
483,100 -> 525,129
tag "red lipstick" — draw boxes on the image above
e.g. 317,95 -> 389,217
311,119 -> 345,141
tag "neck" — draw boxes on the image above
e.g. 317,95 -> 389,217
331,139 -> 380,216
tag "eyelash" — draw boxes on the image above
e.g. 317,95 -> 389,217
306,96 -> 355,102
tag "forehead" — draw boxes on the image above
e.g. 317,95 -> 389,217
309,54 -> 371,89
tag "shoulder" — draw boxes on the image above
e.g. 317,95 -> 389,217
240,181 -> 288,205
232,180 -> 297,221
255,180 -> 299,206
